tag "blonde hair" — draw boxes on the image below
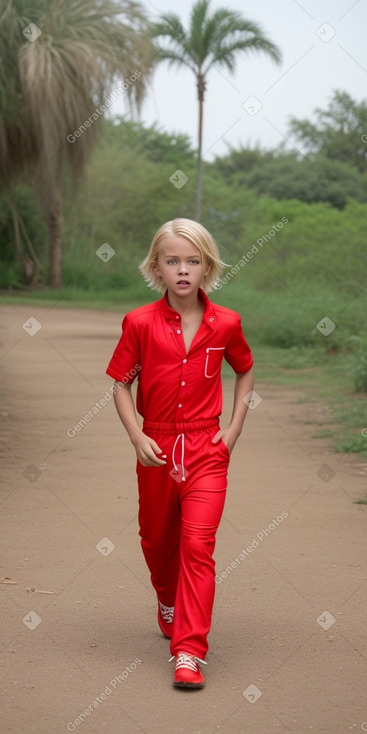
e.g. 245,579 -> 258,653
139,218 -> 228,293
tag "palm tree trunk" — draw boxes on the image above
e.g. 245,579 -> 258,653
195,74 -> 206,221
48,196 -> 63,289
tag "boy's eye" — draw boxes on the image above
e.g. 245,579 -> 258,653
166,259 -> 200,265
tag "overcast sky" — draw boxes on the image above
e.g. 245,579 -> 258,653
113,0 -> 366,160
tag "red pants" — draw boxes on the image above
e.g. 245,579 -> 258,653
136,419 -> 230,660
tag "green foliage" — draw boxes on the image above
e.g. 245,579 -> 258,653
289,90 -> 367,172
260,312 -> 316,349
64,119 -> 197,269
0,260 -> 22,288
210,90 -> 367,208
0,195 -> 15,263
210,149 -> 367,209
0,0 -> 155,287
336,435 -> 367,454
354,352 -> 367,393
0,187 -> 46,285
0,0 -> 155,192
104,117 -> 195,166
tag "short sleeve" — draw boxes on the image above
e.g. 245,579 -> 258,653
106,313 -> 140,383
224,314 -> 253,373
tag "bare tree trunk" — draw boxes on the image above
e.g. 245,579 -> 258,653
195,74 -> 206,222
18,213 -> 43,273
48,196 -> 63,288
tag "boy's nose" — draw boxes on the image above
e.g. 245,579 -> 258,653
178,264 -> 189,274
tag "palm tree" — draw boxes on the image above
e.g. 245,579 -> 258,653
152,0 -> 282,221
0,0 -> 155,288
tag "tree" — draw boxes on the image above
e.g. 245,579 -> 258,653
151,0 -> 281,220
0,0 -> 154,288
288,90 -> 367,173
110,117 -> 195,166
209,147 -> 367,209
242,153 -> 367,209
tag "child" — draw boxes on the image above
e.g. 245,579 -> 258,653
106,218 -> 254,689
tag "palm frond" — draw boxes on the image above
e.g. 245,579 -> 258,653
202,10 -> 282,73
152,13 -> 187,46
206,35 -> 282,76
0,0 -> 156,195
151,13 -> 197,72
189,0 -> 210,65
154,47 -> 196,74
152,1 -> 282,79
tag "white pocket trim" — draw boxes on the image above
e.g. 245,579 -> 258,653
205,347 -> 225,378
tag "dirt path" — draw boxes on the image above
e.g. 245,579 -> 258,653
1,304 -> 366,734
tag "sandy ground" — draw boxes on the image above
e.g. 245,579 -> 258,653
0,303 -> 366,734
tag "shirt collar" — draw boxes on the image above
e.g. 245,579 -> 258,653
160,288 -> 216,326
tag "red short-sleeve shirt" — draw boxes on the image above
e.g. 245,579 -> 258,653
106,288 -> 253,423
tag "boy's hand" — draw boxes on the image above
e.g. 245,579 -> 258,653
211,427 -> 240,456
132,433 -> 167,467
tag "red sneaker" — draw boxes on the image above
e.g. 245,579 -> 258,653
170,652 -> 206,689
157,601 -> 174,639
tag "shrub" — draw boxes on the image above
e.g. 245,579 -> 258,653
354,352 -> 367,392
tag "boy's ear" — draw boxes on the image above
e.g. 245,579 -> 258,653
204,260 -> 212,277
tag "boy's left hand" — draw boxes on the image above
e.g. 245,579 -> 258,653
211,428 -> 239,456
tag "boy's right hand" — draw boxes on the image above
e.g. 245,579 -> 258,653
132,434 -> 167,467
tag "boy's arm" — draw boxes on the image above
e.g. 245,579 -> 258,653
211,367 -> 255,454
113,382 -> 167,467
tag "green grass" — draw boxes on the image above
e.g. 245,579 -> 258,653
0,287 -> 156,312
314,352 -> 367,457
311,429 -> 336,439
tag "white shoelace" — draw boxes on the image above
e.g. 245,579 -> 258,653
169,652 -> 207,669
159,602 -> 174,623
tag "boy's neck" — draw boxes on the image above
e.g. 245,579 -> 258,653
166,288 -> 203,316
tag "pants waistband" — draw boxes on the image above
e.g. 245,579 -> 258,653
143,418 -> 219,434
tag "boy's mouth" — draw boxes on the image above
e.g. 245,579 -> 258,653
176,280 -> 190,285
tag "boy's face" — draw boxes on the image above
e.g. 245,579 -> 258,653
154,236 -> 210,297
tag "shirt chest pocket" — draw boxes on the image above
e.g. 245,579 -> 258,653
204,347 -> 225,378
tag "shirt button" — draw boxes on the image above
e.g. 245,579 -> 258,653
209,317 -> 215,322
178,403 -> 182,408
176,329 -> 181,334
181,381 -> 185,386
183,358 -> 187,363
175,315 -> 180,320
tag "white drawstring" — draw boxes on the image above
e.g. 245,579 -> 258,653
172,432 -> 186,482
